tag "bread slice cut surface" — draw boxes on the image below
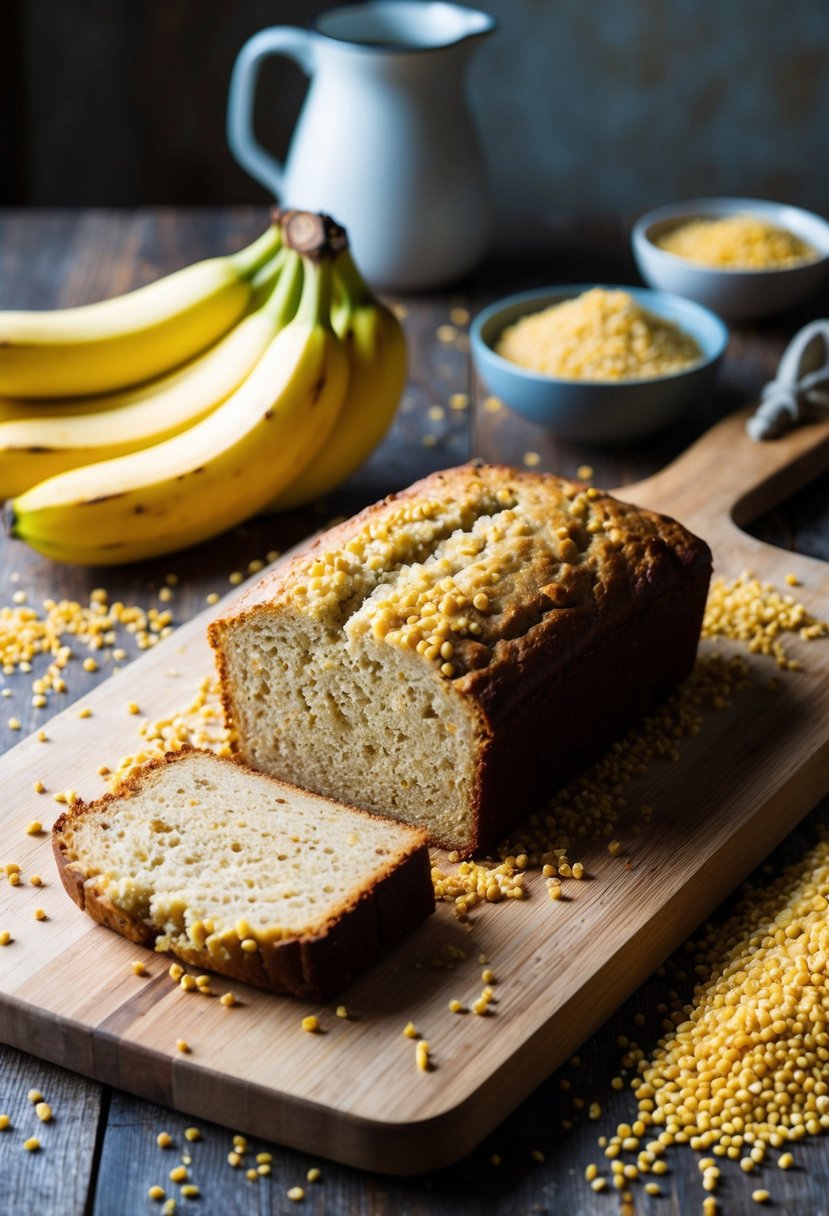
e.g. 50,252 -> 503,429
52,749 -> 434,999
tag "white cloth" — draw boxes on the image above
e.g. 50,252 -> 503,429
746,319 -> 829,441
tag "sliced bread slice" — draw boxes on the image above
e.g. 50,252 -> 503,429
52,748 -> 434,999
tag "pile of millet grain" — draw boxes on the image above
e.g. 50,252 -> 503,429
656,213 -> 818,270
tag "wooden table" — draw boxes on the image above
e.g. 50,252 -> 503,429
0,208 -> 828,1215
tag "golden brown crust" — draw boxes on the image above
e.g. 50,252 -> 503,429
51,748 -> 433,1000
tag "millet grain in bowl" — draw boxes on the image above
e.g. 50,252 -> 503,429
655,212 -> 818,270
494,288 -> 702,382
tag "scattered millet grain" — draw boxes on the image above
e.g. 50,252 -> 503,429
0,588 -> 175,706
109,675 -> 234,785
702,573 -> 827,669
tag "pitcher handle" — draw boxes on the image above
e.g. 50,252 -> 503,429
227,27 -> 315,200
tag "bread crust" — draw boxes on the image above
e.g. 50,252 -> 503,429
52,748 -> 434,1000
208,465 -> 712,853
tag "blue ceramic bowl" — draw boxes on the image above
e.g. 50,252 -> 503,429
470,284 -> 729,444
632,198 -> 829,321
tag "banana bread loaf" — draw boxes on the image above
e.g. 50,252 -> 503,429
209,465 -> 712,853
53,748 -> 434,999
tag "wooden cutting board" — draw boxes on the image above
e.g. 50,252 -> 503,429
0,407 -> 828,1175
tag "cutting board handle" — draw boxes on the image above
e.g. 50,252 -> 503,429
621,407 -> 829,530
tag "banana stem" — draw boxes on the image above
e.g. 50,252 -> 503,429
231,223 -> 283,279
281,211 -> 348,261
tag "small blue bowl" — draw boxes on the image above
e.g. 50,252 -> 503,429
470,284 -> 729,444
632,198 -> 829,321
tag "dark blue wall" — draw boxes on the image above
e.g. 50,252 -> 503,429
468,0 -> 829,214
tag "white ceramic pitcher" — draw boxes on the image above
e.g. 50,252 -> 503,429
227,1 -> 496,290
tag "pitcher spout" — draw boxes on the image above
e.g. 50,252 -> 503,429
313,2 -> 496,53
453,5 -> 497,46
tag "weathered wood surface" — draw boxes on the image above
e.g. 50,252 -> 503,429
0,208 -> 827,1213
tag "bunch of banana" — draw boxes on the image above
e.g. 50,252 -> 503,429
0,252 -> 293,497
1,209 -> 407,566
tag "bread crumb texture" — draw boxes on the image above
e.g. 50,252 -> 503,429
53,750 -> 429,995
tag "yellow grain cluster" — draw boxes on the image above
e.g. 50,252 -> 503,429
656,213 -> 817,269
703,573 -> 827,670
108,675 -> 234,785
587,833 -> 829,1203
495,288 -> 701,381
0,588 -> 174,703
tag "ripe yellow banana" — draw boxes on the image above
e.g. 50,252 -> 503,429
0,250 -> 300,499
268,248 -> 406,510
5,247 -> 350,565
0,249 -> 286,426
0,223 -> 281,399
